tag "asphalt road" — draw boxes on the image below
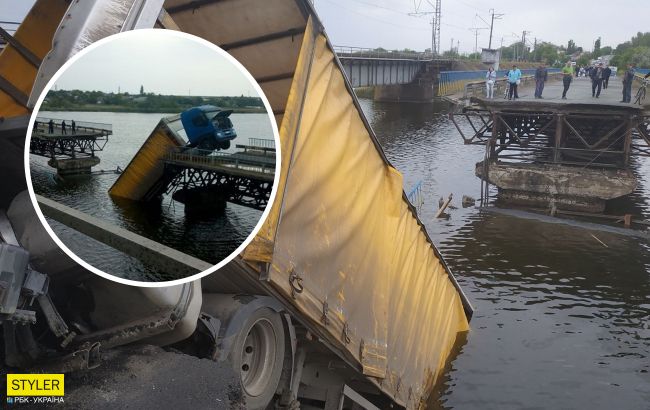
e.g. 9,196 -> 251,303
4,345 -> 245,409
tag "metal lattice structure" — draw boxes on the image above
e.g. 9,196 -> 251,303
432,0 -> 441,56
30,119 -> 111,160
164,165 -> 273,211
450,102 -> 649,169
145,147 -> 277,211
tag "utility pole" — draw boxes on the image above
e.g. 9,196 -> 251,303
450,37 -> 454,54
469,27 -> 488,54
456,40 -> 460,56
432,0 -> 441,56
521,31 -> 532,61
487,9 -> 503,49
410,0 -> 441,56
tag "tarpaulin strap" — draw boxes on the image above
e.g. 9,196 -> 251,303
321,301 -> 330,325
342,323 -> 351,344
0,75 -> 29,108
0,26 -> 42,68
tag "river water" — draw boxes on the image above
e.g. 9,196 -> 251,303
30,111 -> 273,282
357,99 -> 650,410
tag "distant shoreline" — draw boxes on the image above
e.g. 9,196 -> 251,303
40,105 -> 266,114
42,90 -> 267,114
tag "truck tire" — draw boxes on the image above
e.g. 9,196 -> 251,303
230,307 -> 285,409
221,140 -> 231,150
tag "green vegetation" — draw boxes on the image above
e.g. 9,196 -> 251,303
42,89 -> 266,113
365,31 -> 650,72
610,32 -> 650,68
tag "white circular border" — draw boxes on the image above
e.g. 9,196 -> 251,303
24,29 -> 281,288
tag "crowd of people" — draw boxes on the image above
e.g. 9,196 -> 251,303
483,61 -> 648,103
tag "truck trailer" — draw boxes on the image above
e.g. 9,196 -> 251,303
0,1 -> 472,409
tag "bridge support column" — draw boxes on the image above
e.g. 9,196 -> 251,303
476,162 -> 637,213
48,157 -> 100,176
172,187 -> 228,215
373,82 -> 437,102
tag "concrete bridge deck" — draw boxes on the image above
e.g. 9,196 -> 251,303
466,74 -> 648,110
488,75 -> 639,107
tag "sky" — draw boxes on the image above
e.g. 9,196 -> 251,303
2,0 -> 646,57
51,31 -> 258,96
312,0 -> 646,54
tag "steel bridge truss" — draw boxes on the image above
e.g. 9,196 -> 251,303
449,110 -> 650,169
163,164 -> 272,211
30,135 -> 108,160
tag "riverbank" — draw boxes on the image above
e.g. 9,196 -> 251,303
40,104 -> 266,114
42,90 -> 267,114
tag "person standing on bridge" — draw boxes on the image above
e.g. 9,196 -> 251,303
561,61 -> 574,99
48,119 -> 54,134
621,63 -> 636,103
71,120 -> 76,134
61,120 -> 67,135
603,66 -> 612,89
485,67 -> 497,99
590,63 -> 604,98
534,63 -> 548,99
507,65 -> 522,100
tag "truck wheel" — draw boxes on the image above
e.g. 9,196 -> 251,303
231,308 -> 285,409
221,140 -> 231,150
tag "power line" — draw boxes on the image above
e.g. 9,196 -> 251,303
455,0 -> 483,13
409,0 -> 441,55
322,0 -> 430,31
468,27 -> 488,53
348,0 -> 411,15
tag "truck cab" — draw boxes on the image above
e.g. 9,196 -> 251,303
181,105 -> 237,151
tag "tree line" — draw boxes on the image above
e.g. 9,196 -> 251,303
369,31 -> 650,70
42,89 -> 266,113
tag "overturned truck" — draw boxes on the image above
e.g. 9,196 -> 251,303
0,1 -> 472,409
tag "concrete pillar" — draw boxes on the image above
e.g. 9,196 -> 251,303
48,157 -> 100,176
171,187 -> 227,215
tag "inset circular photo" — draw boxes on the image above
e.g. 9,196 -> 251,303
25,29 -> 280,286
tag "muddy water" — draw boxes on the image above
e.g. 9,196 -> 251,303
358,99 -> 650,410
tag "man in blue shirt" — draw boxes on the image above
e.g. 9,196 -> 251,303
507,65 -> 522,100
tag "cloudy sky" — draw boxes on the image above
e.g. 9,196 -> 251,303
51,30 -> 258,96
313,0 -> 645,54
2,0 -> 645,57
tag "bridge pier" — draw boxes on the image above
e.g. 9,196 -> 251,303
373,82 -> 436,102
172,187 -> 227,215
476,162 -> 637,213
48,157 -> 101,176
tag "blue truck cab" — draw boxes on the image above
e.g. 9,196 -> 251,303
180,105 -> 237,151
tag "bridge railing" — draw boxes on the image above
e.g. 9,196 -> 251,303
463,71 -> 564,100
35,117 -> 113,134
438,68 -> 561,96
334,45 -> 435,61
248,138 -> 275,149
165,147 -> 275,175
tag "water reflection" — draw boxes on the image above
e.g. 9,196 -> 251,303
359,98 -> 650,409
